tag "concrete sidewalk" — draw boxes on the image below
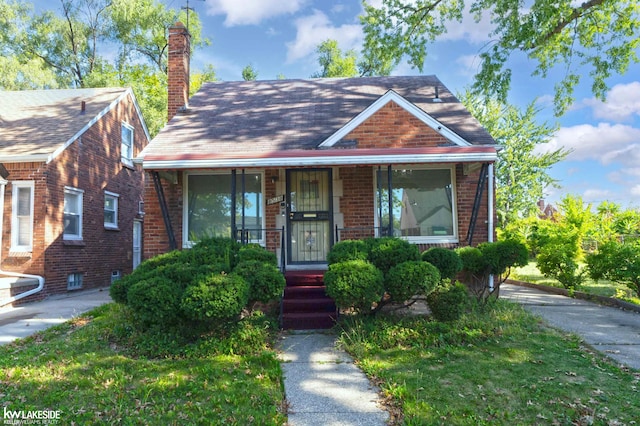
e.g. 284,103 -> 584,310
501,283 -> 640,370
0,287 -> 112,345
278,332 -> 389,426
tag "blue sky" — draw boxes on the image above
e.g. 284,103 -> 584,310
37,0 -> 640,209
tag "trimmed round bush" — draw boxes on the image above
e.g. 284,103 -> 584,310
237,244 -> 278,266
234,260 -> 285,303
456,246 -> 485,276
324,260 -> 384,313
186,236 -> 240,269
421,247 -> 463,281
368,237 -> 420,276
327,240 -> 370,265
111,250 -> 188,304
427,282 -> 469,322
181,273 -> 250,321
127,276 -> 185,327
385,261 -> 441,302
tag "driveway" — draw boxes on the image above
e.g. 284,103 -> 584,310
501,283 -> 640,370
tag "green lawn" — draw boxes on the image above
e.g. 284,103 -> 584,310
512,260 -> 640,305
2,298 -> 639,425
337,302 -> 640,425
0,303 -> 286,425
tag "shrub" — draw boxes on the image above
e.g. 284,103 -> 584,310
234,260 -> 285,303
110,249 -> 187,304
126,277 -> 185,328
368,237 -> 420,276
479,240 -> 529,276
457,240 -> 528,301
421,248 -> 463,282
185,236 -> 240,270
385,261 -> 441,302
181,273 -> 250,321
537,231 -> 585,290
587,240 -> 640,297
327,240 -> 370,265
324,260 -> 384,314
427,282 -> 469,322
237,244 -> 278,266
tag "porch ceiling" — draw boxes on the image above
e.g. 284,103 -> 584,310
138,146 -> 497,170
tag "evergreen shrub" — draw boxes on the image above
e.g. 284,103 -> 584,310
421,247 -> 463,281
324,260 -> 384,313
385,261 -> 441,302
234,260 -> 285,303
427,282 -> 469,322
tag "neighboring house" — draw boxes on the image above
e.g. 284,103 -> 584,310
537,199 -> 558,220
137,23 -> 498,270
0,87 -> 149,305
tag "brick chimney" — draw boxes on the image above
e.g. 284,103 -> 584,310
167,22 -> 190,122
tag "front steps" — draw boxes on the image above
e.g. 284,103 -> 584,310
281,271 -> 337,330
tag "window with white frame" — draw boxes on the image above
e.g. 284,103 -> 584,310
11,181 -> 34,251
104,191 -> 119,228
121,122 -> 134,166
375,166 -> 457,242
64,187 -> 84,240
185,172 -> 264,245
67,273 -> 83,290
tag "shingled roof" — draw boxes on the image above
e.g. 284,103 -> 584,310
140,75 -> 495,164
0,87 -> 144,163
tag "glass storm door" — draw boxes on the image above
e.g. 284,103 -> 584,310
287,169 -> 333,264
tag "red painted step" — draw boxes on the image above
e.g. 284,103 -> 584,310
281,271 -> 337,330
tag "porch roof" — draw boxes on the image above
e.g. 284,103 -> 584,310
139,76 -> 496,169
140,146 -> 497,169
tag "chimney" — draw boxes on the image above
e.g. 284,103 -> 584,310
167,22 -> 190,122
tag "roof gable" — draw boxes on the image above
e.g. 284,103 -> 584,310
318,90 -> 471,148
0,87 -> 150,163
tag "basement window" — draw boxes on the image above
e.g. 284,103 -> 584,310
67,273 -> 83,290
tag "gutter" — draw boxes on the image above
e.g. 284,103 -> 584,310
0,179 -> 45,307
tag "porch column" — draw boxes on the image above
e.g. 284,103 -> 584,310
231,169 -> 236,239
387,165 -> 393,237
241,169 -> 246,243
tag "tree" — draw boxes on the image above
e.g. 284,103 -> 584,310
458,91 -> 568,229
312,39 -> 359,78
361,0 -> 640,115
312,39 -> 393,78
242,64 -> 258,81
0,0 -> 213,137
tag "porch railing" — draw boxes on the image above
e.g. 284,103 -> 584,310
335,225 -> 459,251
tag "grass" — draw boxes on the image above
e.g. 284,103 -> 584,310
0,303 -> 286,425
336,302 -> 640,425
512,261 -> 640,305
3,295 -> 639,425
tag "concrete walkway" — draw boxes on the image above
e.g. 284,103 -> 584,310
0,287 -> 112,345
501,283 -> 640,370
277,332 -> 389,426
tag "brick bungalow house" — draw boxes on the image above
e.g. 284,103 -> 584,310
0,87 -> 149,306
137,23 -> 497,327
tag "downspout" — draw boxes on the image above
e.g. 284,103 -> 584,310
488,163 -> 495,292
0,179 -> 45,307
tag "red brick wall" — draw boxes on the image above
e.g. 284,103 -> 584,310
345,101 -> 450,148
142,171 -> 183,258
1,92 -> 148,301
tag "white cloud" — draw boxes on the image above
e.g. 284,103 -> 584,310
286,9 -> 362,63
583,189 -> 613,202
205,0 -> 307,26
630,184 -> 640,197
455,54 -> 480,77
439,6 -> 493,44
582,81 -> 640,122
544,123 -> 640,167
